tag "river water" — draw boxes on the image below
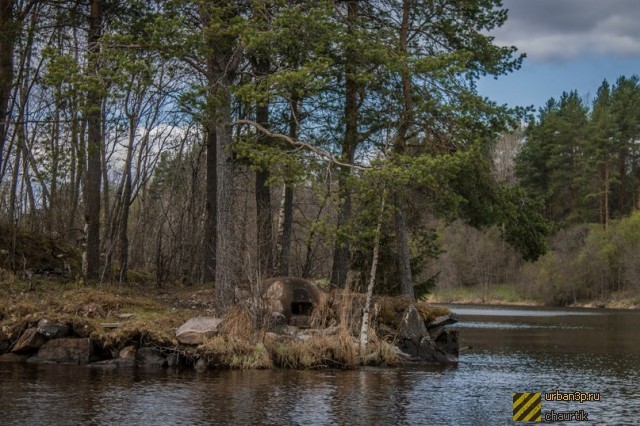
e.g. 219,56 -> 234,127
1,305 -> 639,425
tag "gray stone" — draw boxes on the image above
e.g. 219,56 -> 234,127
37,338 -> 92,364
397,305 -> 431,347
12,328 -> 48,353
119,345 -> 136,360
427,313 -> 458,329
176,317 -> 222,345
136,347 -> 167,368
37,320 -> 69,339
395,305 -> 458,363
428,326 -> 445,341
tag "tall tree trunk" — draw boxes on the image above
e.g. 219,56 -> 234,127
203,124 -> 216,282
118,116 -> 135,284
0,0 -> 15,187
255,98 -> 274,277
331,0 -> 359,288
199,1 -> 241,312
394,192 -> 413,298
214,78 -> 236,311
83,0 -> 103,281
275,96 -> 300,277
394,0 -> 414,299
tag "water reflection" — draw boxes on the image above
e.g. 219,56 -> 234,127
1,306 -> 639,425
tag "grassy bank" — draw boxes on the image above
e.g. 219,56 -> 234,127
427,284 -> 640,309
0,278 -> 450,369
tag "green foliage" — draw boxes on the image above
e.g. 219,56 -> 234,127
517,75 -> 640,226
496,186 -> 550,261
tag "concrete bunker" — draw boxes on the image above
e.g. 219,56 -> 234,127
262,277 -> 325,328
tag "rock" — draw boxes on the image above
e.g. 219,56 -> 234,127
397,305 -> 431,347
37,320 -> 69,339
0,353 -> 29,363
89,358 -> 136,368
428,326 -> 445,341
71,322 -> 91,338
37,338 -> 92,364
176,317 -> 222,345
395,305 -> 457,363
427,313 -> 458,329
136,347 -> 167,368
119,345 -> 136,360
117,313 -> 136,319
12,327 -> 48,353
0,340 -> 10,353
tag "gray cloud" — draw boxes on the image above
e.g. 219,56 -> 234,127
491,0 -> 640,62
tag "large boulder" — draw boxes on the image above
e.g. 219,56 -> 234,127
37,320 -> 69,339
176,317 -> 222,345
396,305 -> 458,363
427,313 -> 458,329
262,277 -> 325,325
37,338 -> 92,364
11,327 -> 48,353
396,305 -> 434,355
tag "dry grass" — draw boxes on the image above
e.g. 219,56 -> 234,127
265,331 -> 359,370
200,335 -> 273,369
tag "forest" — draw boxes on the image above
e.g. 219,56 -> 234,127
0,0 -> 638,310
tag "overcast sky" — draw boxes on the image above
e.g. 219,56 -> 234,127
476,0 -> 640,110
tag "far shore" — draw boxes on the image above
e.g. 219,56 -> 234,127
427,285 -> 640,310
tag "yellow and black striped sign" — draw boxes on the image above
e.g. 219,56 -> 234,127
513,392 -> 542,422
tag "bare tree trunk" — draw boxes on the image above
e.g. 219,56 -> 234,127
331,0 -> 359,288
360,190 -> 385,354
0,0 -> 14,188
83,0 -> 103,281
276,184 -> 293,276
118,115 -> 135,284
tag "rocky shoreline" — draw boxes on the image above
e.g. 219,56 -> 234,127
0,308 -> 459,370
0,279 -> 460,370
